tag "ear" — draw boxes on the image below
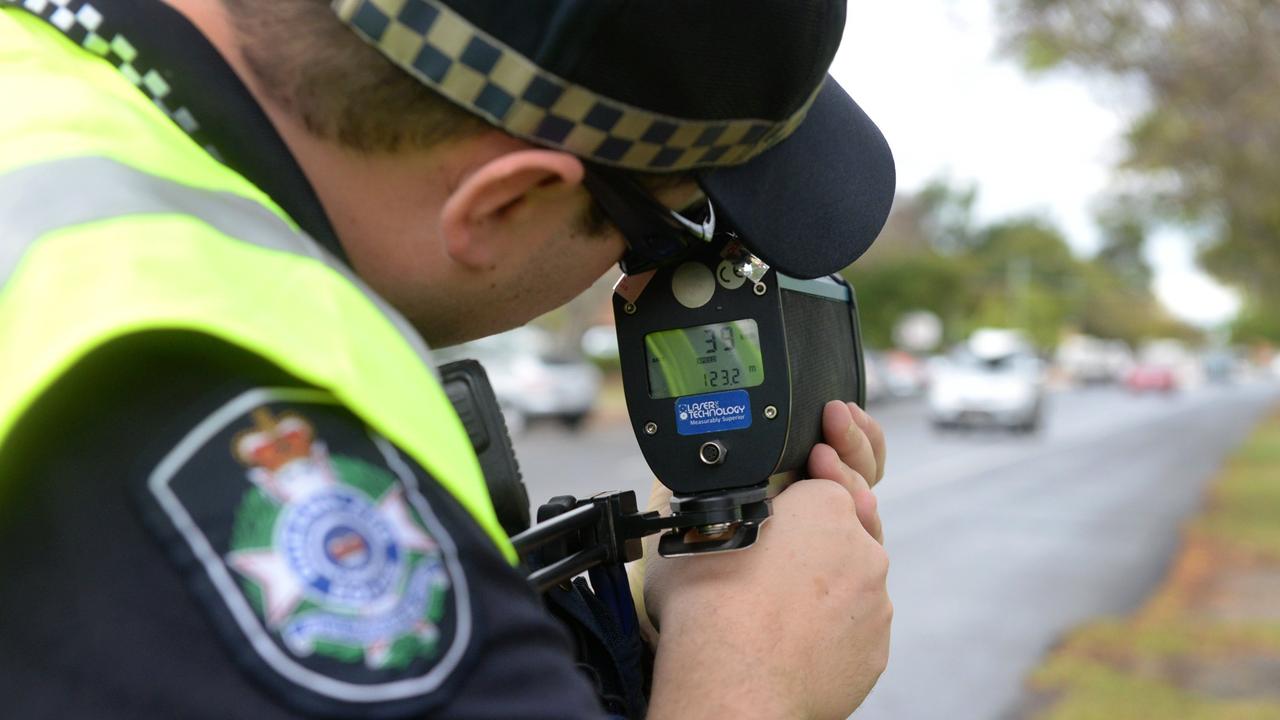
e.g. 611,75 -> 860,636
440,149 -> 586,269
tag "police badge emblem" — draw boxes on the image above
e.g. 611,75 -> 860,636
226,408 -> 450,670
144,388 -> 471,712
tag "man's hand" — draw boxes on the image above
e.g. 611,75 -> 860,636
643,401 -> 891,719
808,400 -> 887,542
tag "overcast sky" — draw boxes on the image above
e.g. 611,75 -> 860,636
830,1 -> 1241,326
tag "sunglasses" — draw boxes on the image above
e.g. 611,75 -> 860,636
582,164 -> 716,275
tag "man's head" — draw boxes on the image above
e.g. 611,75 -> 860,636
170,0 -> 893,347
185,0 -> 684,347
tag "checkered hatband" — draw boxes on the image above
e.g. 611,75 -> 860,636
330,0 -> 819,172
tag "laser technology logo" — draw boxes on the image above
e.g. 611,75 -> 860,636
675,390 -> 752,436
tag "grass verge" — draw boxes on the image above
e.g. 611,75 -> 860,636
1024,407 -> 1280,720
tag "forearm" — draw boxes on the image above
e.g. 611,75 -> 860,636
646,618 -> 801,720
645,589 -> 803,717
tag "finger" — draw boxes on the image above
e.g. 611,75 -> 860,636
646,477 -> 673,515
799,449 -> 883,543
822,401 -> 879,487
848,402 -> 888,486
808,443 -> 872,499
852,487 -> 884,544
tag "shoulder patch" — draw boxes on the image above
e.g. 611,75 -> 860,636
141,387 -> 472,715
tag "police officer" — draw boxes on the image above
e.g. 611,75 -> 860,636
0,0 -> 895,718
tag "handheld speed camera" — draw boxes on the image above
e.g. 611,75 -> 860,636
612,236 -> 866,556
447,234 -> 867,590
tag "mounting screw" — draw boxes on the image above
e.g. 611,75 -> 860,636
624,302 -> 638,315
764,405 -> 778,420
752,282 -> 767,296
699,522 -> 734,536
644,422 -> 658,435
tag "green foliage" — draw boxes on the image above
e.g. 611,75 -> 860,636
998,0 -> 1280,341
1033,651 -> 1280,720
1027,411 -> 1280,719
845,180 -> 1187,349
1197,411 -> 1280,559
845,252 -> 974,348
1019,31 -> 1068,72
1231,303 -> 1280,345
858,176 -> 979,264
1095,204 -> 1153,291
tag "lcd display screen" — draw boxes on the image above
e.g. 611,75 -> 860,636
645,319 -> 765,399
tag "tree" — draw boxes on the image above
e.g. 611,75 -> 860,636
858,176 -> 979,266
846,183 -> 1190,350
1232,301 -> 1280,344
845,252 -> 975,348
967,218 -> 1084,346
1094,202 -> 1153,292
846,178 -> 982,347
998,0 -> 1280,338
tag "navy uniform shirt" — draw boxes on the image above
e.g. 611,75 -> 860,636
0,1 -> 606,717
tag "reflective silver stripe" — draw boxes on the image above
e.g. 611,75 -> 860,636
777,273 -> 851,302
0,156 -> 437,371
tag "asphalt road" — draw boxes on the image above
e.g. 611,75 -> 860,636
512,380 -> 1280,720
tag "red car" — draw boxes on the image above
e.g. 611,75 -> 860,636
1126,364 -> 1177,393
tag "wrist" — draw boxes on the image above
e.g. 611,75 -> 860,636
645,609 -> 803,719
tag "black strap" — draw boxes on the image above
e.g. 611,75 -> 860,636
544,579 -> 650,720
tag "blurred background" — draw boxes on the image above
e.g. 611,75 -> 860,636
442,2 -> 1280,718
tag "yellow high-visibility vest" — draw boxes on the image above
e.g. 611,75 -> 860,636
0,7 -> 515,562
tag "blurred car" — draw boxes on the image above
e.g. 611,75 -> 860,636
1202,348 -> 1241,384
1125,363 -> 1177,393
881,349 -> 930,398
1138,338 -> 1201,390
436,326 -> 603,432
1056,334 -> 1134,385
580,325 -> 619,362
864,351 -> 887,405
928,329 -> 1045,433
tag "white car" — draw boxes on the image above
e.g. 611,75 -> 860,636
436,327 -> 603,433
929,330 -> 1045,433
1057,334 -> 1133,385
864,351 -> 888,405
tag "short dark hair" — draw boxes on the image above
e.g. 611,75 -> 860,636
221,0 -> 489,153
220,0 -> 691,239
